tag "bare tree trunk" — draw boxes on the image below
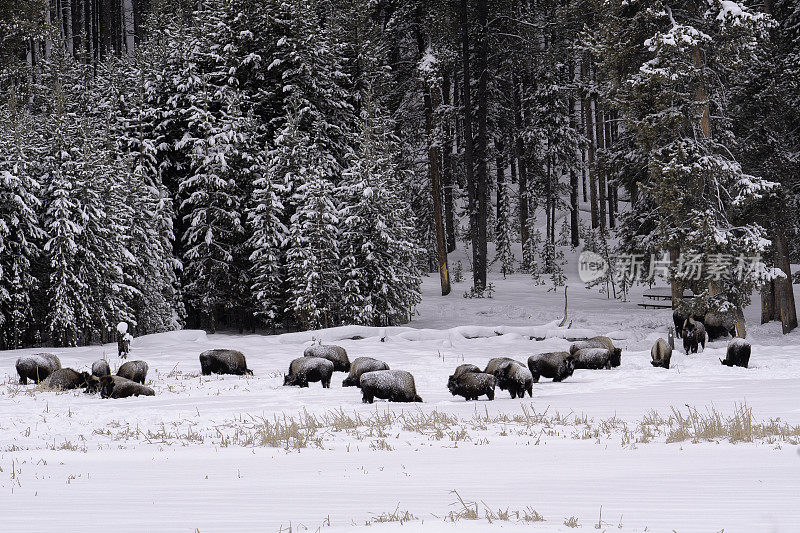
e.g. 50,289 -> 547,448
64,0 -> 74,56
774,223 -> 798,333
595,98 -> 606,231
418,28 -> 451,297
495,137 -> 505,238
513,77 -> 529,263
670,246 -> 682,308
582,61 -> 598,229
441,71 -> 457,253
761,281 -> 777,324
122,0 -> 134,57
45,1 -> 53,59
460,0 -> 475,254
473,0 -> 489,290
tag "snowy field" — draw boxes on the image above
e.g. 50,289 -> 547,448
2,273 -> 800,532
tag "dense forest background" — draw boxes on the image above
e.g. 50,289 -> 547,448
0,0 -> 798,348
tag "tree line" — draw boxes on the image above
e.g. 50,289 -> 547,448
1,0 -> 798,347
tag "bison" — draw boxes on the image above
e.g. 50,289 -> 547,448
199,349 -> 253,376
42,368 -> 92,390
448,372 -> 495,401
284,357 -> 334,388
117,360 -> 148,384
527,352 -> 575,383
99,375 -> 155,399
721,338 -> 751,368
303,344 -> 351,372
16,353 -> 62,384
342,357 -> 389,387
359,370 -> 422,403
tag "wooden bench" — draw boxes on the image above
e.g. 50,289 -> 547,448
638,302 -> 672,309
639,288 -> 695,310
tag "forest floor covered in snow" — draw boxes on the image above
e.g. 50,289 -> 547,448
2,272 -> 800,532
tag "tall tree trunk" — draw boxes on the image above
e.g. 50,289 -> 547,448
473,0 -> 489,290
441,71 -> 457,253
595,98 -> 606,231
582,61 -> 598,229
418,28 -> 450,297
774,221 -> 798,333
64,0 -> 74,56
461,0 -> 477,287
513,76 -> 529,264
122,0 -> 134,57
761,281 -> 777,324
569,96 -> 579,247
495,137 -> 505,238
670,246 -> 682,308
45,1 -> 53,59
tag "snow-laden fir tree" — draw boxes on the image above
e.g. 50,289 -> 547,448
339,104 -> 423,326
0,97 -> 44,348
590,0 -> 778,324
284,139 -> 342,330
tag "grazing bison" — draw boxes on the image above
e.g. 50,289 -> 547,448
42,368 -> 92,390
448,372 -> 495,401
117,360 -> 148,384
92,359 -> 111,377
199,349 -> 253,376
359,370 -> 422,403
342,357 -> 389,387
483,357 -> 517,375
447,364 -> 483,387
673,310 -> 704,339
16,353 -> 62,384
284,357 -> 334,388
682,317 -> 706,354
572,348 -> 619,370
527,352 -> 575,383
99,375 -> 155,399
704,312 -> 737,341
303,345 -> 351,372
721,338 -> 751,368
651,330 -> 674,369
570,336 -> 622,365
496,361 -> 533,398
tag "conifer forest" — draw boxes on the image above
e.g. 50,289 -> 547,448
1,0 -> 799,348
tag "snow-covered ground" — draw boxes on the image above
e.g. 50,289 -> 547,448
2,272 -> 800,532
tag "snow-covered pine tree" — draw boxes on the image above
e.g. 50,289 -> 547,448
591,0 -> 777,321
284,137 -> 341,330
339,104 -> 423,326
0,96 -> 44,349
492,178 -> 515,278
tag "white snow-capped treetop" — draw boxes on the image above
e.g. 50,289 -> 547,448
117,321 -> 128,334
417,47 -> 438,83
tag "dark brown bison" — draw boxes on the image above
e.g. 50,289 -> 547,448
342,357 -> 389,387
359,370 -> 422,403
117,360 -> 148,384
284,357 -> 334,388
99,375 -> 155,399
527,352 -> 575,382
448,372 -> 495,401
303,345 -> 351,372
721,338 -> 751,368
199,349 -> 253,376
16,353 -> 62,384
42,368 -> 92,390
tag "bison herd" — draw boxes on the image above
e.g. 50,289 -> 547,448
444,336 -> 621,402
12,323 -> 753,402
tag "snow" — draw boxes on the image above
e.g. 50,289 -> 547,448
117,321 -> 128,335
2,275 -> 800,531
